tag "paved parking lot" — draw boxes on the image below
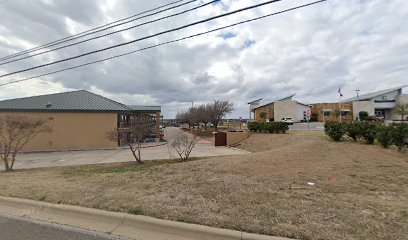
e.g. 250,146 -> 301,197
8,127 -> 248,170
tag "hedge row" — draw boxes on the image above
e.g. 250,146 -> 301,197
324,121 -> 408,152
248,122 -> 289,134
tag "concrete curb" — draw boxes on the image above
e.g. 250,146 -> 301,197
0,196 -> 292,240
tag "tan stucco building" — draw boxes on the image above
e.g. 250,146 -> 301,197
0,90 -> 161,151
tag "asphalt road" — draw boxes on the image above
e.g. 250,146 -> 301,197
0,214 -> 131,240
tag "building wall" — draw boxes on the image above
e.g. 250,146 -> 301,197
254,103 -> 274,122
274,100 -> 297,122
297,104 -> 311,122
311,102 -> 353,122
352,100 -> 374,119
254,101 -> 311,122
0,112 -> 118,151
274,100 -> 309,122
391,94 -> 408,120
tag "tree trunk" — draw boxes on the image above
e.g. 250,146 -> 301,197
204,122 -> 208,130
3,158 -> 10,171
137,142 -> 143,164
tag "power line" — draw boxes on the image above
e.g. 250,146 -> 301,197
0,0 -> 287,79
0,0 -> 195,62
0,0 -> 327,87
0,0 -> 220,66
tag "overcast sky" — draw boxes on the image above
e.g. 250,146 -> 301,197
0,0 -> 407,118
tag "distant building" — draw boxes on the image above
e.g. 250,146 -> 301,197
251,95 -> 311,122
343,85 -> 408,121
250,85 -> 408,123
0,90 -> 161,151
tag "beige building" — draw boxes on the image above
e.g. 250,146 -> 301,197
251,95 -> 311,122
0,90 -> 161,151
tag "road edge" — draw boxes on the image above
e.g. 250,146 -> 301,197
0,196 -> 293,240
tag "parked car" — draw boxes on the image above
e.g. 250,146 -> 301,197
366,116 -> 385,121
281,117 -> 294,125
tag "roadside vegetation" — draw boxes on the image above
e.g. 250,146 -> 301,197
0,115 -> 52,171
176,100 -> 233,130
1,133 -> 407,240
325,121 -> 408,152
247,121 -> 289,134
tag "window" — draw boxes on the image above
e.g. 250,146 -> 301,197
341,111 -> 348,117
323,111 -> 330,117
381,95 -> 387,100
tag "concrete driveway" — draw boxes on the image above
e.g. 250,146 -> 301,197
8,127 -> 248,170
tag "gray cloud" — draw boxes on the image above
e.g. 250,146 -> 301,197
0,0 -> 407,118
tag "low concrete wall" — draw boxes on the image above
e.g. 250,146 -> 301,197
226,131 -> 249,146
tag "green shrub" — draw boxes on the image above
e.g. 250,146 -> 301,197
259,122 -> 268,132
389,123 -> 408,152
377,125 -> 393,148
248,122 -> 288,134
359,121 -> 379,144
247,122 -> 259,132
345,121 -> 362,141
359,111 -> 368,121
324,121 -> 345,141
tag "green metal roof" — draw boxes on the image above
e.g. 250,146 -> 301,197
127,105 -> 161,112
0,90 -> 161,113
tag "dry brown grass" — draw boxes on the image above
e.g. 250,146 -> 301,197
1,133 -> 408,240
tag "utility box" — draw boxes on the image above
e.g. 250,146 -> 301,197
214,132 -> 227,146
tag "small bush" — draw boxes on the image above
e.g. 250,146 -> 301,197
390,123 -> 408,152
247,122 -> 259,132
345,121 -> 362,141
359,111 -> 368,121
129,207 -> 143,215
359,121 -> 379,144
324,121 -> 345,141
248,122 -> 288,134
377,125 -> 393,148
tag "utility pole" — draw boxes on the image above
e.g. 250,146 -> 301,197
356,89 -> 360,121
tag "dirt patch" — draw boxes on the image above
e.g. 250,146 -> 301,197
1,134 -> 407,240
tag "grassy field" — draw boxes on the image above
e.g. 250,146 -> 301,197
1,133 -> 407,240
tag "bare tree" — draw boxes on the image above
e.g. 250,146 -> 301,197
176,110 -> 194,129
171,133 -> 198,161
190,107 -> 201,129
106,114 -> 155,164
395,103 -> 408,121
207,100 -> 234,130
0,116 -> 52,171
197,104 -> 211,130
